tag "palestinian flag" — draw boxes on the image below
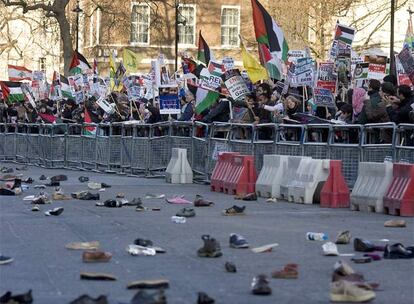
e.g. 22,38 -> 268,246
8,65 -> 32,82
38,112 -> 57,124
83,108 -> 97,136
182,57 -> 204,78
208,61 -> 225,77
251,0 -> 289,62
334,24 -> 355,46
195,86 -> 219,114
197,31 -> 213,65
259,43 -> 282,80
404,17 -> 414,51
69,50 -> 91,75
0,81 -> 24,103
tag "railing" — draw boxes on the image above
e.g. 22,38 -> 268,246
1,121 -> 413,188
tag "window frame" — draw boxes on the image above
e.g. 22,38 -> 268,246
220,5 -> 240,48
177,4 -> 197,47
130,2 -> 151,46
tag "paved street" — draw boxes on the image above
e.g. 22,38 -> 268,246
0,164 -> 413,304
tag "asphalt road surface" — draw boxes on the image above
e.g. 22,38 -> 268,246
1,164 -> 413,304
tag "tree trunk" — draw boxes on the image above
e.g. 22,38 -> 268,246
54,11 -> 73,76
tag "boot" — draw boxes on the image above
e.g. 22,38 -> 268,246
197,235 -> 222,258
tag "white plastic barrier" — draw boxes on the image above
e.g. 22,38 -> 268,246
165,148 -> 193,184
256,155 -> 289,198
287,158 -> 330,204
350,161 -> 393,213
279,156 -> 312,201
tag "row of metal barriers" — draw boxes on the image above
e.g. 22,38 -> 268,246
0,121 -> 413,188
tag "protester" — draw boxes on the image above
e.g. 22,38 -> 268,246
357,79 -> 389,125
178,91 -> 194,122
351,87 -> 367,122
386,85 -> 414,124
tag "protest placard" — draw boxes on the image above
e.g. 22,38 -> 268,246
397,46 -> 414,85
287,50 -> 306,64
396,56 -> 413,86
289,58 -> 315,87
222,57 -> 235,71
317,62 -> 337,93
221,69 -> 250,101
159,86 -> 180,115
313,87 -> 334,107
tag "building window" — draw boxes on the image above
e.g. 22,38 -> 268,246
178,5 -> 196,46
221,6 -> 240,47
131,4 -> 150,44
39,57 -> 46,73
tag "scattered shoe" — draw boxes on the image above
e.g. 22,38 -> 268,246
330,280 -> 375,303
127,245 -> 156,256
194,195 -> 214,207
0,188 -> 18,196
45,181 -> 60,187
166,196 -> 192,204
50,175 -> 67,182
144,193 -> 165,199
351,257 -> 372,264
66,241 -> 100,250
266,197 -> 278,203
251,274 -> 272,295
176,207 -> 196,217
272,263 -> 298,279
22,177 -> 33,184
332,261 -> 378,290
78,176 -> 89,183
44,207 -> 64,216
39,174 -> 47,180
353,238 -> 384,252
251,243 -> 279,253
31,192 -> 50,205
0,255 -> 13,265
242,192 -> 257,201
323,242 -> 339,256
15,166 -> 28,171
52,187 -> 70,200
87,182 -> 102,190
127,279 -> 169,289
197,292 -> 215,304
1,167 -> 13,173
101,183 -> 111,188
72,191 -> 99,200
121,197 -> 142,206
134,238 -> 153,247
197,235 -> 222,258
129,289 -> 166,304
80,272 -> 117,281
229,233 -> 249,248
31,205 -> 40,212
363,253 -> 381,261
116,192 -> 125,198
82,251 -> 112,263
33,184 -> 46,189
384,219 -> 406,228
95,200 -> 122,208
383,243 -> 414,259
225,261 -> 237,273
222,205 -> 245,216
336,231 -> 351,245
135,205 -> 148,212
0,289 -> 32,304
69,294 -> 108,304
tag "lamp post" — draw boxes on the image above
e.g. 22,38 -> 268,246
390,0 -> 395,76
72,0 -> 83,51
174,0 -> 186,73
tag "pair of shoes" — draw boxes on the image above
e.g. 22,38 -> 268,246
95,200 -> 122,208
225,262 -> 237,273
383,243 -> 414,259
251,274 -> 271,295
0,289 -> 32,304
323,242 -> 339,256
66,241 -> 100,250
129,289 -> 166,304
222,205 -> 245,216
44,207 -> 64,216
78,176 -> 89,183
82,251 -> 112,263
69,294 -> 108,304
330,280 -> 376,302
197,235 -> 222,258
194,194 -> 214,207
229,233 -> 249,248
336,231 -> 351,244
176,207 -> 196,217
0,255 -> 13,265
272,263 -> 298,279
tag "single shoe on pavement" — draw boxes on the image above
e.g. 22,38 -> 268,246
82,251 -> 112,263
51,174 -> 67,182
197,292 -> 215,304
45,181 -> 60,187
95,200 -> 122,208
197,235 -> 222,258
66,241 -> 100,250
127,245 -> 156,256
323,242 -> 339,256
251,243 -> 279,253
87,182 -> 102,190
222,205 -> 246,216
176,207 -> 196,217
384,219 -> 406,228
229,233 -> 249,248
72,191 -> 99,200
44,207 -> 64,216
165,196 -> 192,204
31,205 -> 40,212
242,192 -> 257,201
145,193 -> 165,199
31,192 -> 50,205
383,243 -> 414,259
78,176 -> 89,183
80,272 -> 117,281
127,279 -> 169,289
52,187 -> 70,200
0,289 -> 32,304
0,255 -> 13,265
69,294 -> 108,304
39,174 -> 47,180
266,197 -> 278,203
225,261 -> 237,273
194,194 -> 214,207
129,289 -> 166,304
353,238 -> 384,252
122,197 -> 142,206
33,185 -> 46,189
272,263 -> 298,279
330,280 -> 375,303
251,274 -> 272,295
335,231 -> 351,245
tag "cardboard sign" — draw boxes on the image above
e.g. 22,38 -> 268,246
21,83 -> 37,108
313,87 -> 334,107
222,57 -> 235,71
159,94 -> 180,115
367,63 -> 386,80
396,56 -> 413,87
289,58 -> 315,87
200,68 -> 222,91
288,50 -> 306,64
221,69 -> 250,101
397,46 -> 414,85
353,62 -> 369,80
96,95 -> 115,114
317,62 -> 336,93
32,71 -> 45,82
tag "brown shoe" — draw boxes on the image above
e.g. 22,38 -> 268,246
127,279 -> 170,289
82,251 -> 112,263
194,195 -> 214,207
384,219 -> 406,228
271,263 -> 298,279
80,272 -> 117,281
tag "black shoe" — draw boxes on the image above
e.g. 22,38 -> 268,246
45,207 -> 64,216
0,188 -> 16,196
97,199 -> 121,207
251,274 -> 272,295
101,183 -> 111,188
11,179 -> 22,189
242,193 -> 257,201
78,176 -> 89,183
45,181 -> 60,187
23,177 -> 33,184
69,294 -> 108,304
0,289 -> 33,304
50,175 -> 67,182
197,292 -> 215,304
79,192 -> 100,200
0,255 -> 13,265
134,238 -> 153,247
124,198 -> 143,206
384,243 -> 414,259
197,235 -> 222,258
39,175 -> 47,180
354,238 -> 375,252
225,262 -> 237,273
130,289 -> 166,304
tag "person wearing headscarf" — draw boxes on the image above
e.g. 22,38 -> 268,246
352,87 -> 367,122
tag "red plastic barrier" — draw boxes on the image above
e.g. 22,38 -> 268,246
210,152 -> 239,192
223,155 -> 257,195
320,160 -> 350,208
383,163 -> 414,217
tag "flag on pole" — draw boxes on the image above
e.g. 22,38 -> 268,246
0,81 -> 24,103
8,64 -> 32,82
109,51 -> 118,90
123,48 -> 142,74
197,31 -> 213,65
83,108 -> 97,136
334,24 -> 355,46
251,0 -> 289,62
38,112 -> 57,124
195,86 -> 219,114
69,50 -> 91,75
404,17 -> 414,51
241,42 -> 269,83
259,43 -> 283,80
50,72 -> 73,99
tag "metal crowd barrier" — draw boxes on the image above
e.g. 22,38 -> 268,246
1,122 -> 413,189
